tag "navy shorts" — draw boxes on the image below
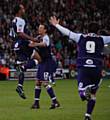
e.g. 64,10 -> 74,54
14,39 -> 33,61
77,67 -> 102,94
37,58 -> 57,81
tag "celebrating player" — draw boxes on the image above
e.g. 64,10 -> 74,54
9,4 -> 41,99
29,23 -> 60,109
50,16 -> 110,120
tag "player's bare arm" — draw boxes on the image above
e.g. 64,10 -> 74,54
29,41 -> 47,47
49,16 -> 60,26
18,32 -> 36,42
49,16 -> 81,43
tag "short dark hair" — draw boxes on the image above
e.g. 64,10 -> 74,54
44,24 -> 49,33
88,22 -> 100,34
13,4 -> 21,15
40,23 -> 49,33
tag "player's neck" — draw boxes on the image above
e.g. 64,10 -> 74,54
41,33 -> 47,37
16,13 -> 22,18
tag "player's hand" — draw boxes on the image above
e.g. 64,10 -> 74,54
29,42 -> 38,47
49,16 -> 60,26
31,38 -> 37,42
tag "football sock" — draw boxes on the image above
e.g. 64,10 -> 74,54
46,85 -> 57,104
18,72 -> 24,86
86,98 -> 96,114
34,86 -> 41,105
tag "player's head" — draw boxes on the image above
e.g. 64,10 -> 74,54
88,22 -> 100,34
14,4 -> 25,16
38,23 -> 48,35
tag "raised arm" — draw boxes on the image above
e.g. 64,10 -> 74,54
49,16 -> 81,43
101,36 -> 110,44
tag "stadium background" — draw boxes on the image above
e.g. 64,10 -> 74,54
0,0 -> 110,79
0,1 -> 110,120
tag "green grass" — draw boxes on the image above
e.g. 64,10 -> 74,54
0,79 -> 110,120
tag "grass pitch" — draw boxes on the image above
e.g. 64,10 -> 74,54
0,79 -> 110,120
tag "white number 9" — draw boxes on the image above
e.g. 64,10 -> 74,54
86,41 -> 95,53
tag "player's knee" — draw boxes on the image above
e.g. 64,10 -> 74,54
44,84 -> 52,90
91,94 -> 96,100
32,51 -> 42,63
43,82 -> 49,88
36,81 -> 42,86
16,65 -> 25,73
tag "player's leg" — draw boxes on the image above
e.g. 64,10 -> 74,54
85,80 -> 102,120
14,41 -> 27,99
43,67 -> 60,109
44,58 -> 60,109
42,79 -> 60,109
31,80 -> 42,109
85,93 -> 96,120
78,68 -> 88,101
78,68 -> 102,120
15,43 -> 35,99
21,59 -> 38,71
49,59 -> 57,86
20,49 -> 41,73
32,60 -> 60,109
49,73 -> 56,86
19,47 -> 40,71
31,62 -> 43,109
77,68 -> 94,120
16,59 -> 37,99
15,60 -> 26,99
31,50 -> 42,63
42,78 -> 59,109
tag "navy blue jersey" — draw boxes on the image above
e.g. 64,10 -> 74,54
9,17 -> 33,61
77,34 -> 104,68
55,24 -> 110,67
9,17 -> 30,40
37,35 -> 52,60
36,34 -> 57,81
54,22 -> 110,101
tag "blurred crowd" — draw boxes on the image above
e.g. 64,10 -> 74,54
0,0 -> 110,69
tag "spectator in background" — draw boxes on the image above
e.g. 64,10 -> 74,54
0,0 -> 110,71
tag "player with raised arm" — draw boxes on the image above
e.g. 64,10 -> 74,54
29,23 -> 60,109
50,16 -> 110,120
9,4 -> 41,99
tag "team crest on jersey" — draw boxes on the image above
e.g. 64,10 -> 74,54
86,59 -> 93,64
79,82 -> 83,88
19,25 -> 22,27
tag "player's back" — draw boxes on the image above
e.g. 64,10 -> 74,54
77,33 -> 104,68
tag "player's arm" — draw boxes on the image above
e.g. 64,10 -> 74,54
16,20 -> 36,42
101,36 -> 110,44
29,42 -> 47,47
29,37 -> 49,47
49,16 -> 81,43
18,32 -> 36,42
